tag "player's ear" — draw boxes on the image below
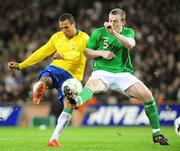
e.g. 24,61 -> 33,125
58,21 -> 61,30
122,19 -> 126,25
72,21 -> 76,27
121,19 -> 126,25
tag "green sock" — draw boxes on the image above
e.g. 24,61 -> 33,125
63,107 -> 73,114
77,87 -> 93,105
144,99 -> 160,136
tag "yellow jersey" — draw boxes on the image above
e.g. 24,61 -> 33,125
18,31 -> 89,80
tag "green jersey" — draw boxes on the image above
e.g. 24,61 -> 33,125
86,27 -> 135,73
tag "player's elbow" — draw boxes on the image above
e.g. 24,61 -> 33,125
127,40 -> 136,49
128,43 -> 135,49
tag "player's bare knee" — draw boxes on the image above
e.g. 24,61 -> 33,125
131,82 -> 153,103
40,76 -> 52,86
85,80 -> 96,92
85,80 -> 94,88
86,79 -> 107,93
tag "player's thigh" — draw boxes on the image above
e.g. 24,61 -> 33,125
125,82 -> 153,102
85,78 -> 108,94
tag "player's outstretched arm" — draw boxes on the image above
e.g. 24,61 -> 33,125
84,48 -> 114,60
8,62 -> 19,70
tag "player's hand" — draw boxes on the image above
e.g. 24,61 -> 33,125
52,52 -> 64,60
8,62 -> 19,70
104,22 -> 115,34
101,51 -> 114,60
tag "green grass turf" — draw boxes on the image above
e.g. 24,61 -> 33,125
0,126 -> 179,151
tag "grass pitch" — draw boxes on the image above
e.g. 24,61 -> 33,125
0,126 -> 179,151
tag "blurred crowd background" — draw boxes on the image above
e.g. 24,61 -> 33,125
0,0 -> 179,107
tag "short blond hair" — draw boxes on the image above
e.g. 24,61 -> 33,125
109,8 -> 126,20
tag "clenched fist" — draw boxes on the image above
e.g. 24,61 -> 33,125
8,62 -> 19,70
101,51 -> 114,60
52,52 -> 64,60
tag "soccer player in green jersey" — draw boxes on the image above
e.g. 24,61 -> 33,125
64,8 -> 169,145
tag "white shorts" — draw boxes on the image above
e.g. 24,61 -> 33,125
89,70 -> 142,94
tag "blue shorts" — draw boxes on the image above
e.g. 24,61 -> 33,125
38,65 -> 73,103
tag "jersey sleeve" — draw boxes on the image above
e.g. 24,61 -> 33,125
125,28 -> 135,38
18,34 -> 57,69
86,29 -> 100,49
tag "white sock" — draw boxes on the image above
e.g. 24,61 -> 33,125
49,111 -> 72,141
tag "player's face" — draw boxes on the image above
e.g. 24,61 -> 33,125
109,14 -> 125,32
59,20 -> 76,38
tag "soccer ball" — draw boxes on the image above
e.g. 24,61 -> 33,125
62,78 -> 83,95
174,116 -> 180,136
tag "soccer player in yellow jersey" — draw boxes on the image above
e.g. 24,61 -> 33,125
8,13 -> 115,147
8,13 -> 89,147
8,13 -> 89,105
